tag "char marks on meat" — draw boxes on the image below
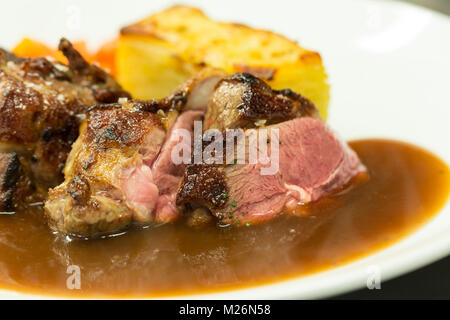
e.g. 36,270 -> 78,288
204,73 -> 318,130
0,153 -> 34,212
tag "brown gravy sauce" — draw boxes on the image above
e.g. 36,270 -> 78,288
0,139 -> 448,297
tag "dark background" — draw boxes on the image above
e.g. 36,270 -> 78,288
335,0 -> 449,299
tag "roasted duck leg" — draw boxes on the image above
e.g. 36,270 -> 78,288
0,38 -> 130,211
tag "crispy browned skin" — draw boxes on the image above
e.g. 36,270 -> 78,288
0,38 -> 130,209
204,73 -> 318,130
45,101 -> 167,237
84,102 -> 163,147
176,164 -> 228,210
0,152 -> 35,212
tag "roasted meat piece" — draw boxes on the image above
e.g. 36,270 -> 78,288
176,73 -> 365,226
177,117 -> 364,225
45,70 -> 223,237
204,73 -> 318,130
45,102 -> 203,237
0,38 -> 129,210
45,101 -> 166,236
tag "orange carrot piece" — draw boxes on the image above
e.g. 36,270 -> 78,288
94,39 -> 118,75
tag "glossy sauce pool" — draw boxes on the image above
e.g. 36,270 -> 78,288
0,139 -> 449,298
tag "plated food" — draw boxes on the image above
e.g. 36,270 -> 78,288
0,4 -> 449,298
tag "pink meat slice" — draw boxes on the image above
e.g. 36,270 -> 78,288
151,110 -> 203,222
121,111 -> 203,224
219,117 -> 364,224
279,117 -> 362,203
122,163 -> 159,222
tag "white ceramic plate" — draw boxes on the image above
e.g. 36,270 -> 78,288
0,0 -> 449,299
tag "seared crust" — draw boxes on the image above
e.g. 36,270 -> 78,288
66,101 -> 166,181
0,59 -> 87,187
0,153 -> 21,211
0,39 -> 130,204
176,164 -> 228,209
85,103 -> 162,148
0,153 -> 34,211
0,153 -> 21,190
204,73 -> 318,130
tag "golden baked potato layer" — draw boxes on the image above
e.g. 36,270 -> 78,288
117,5 -> 330,119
